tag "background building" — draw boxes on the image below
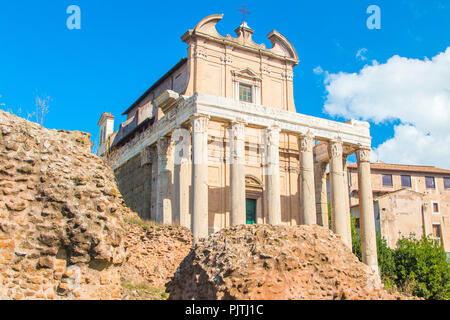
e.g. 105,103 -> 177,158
348,162 -> 450,256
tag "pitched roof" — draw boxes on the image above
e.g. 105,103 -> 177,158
121,58 -> 188,116
347,162 -> 450,175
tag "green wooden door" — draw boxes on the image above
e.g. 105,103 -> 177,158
246,198 -> 256,224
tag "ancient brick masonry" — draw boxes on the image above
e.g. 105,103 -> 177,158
0,110 -> 138,300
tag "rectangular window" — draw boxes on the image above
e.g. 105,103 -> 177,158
239,83 -> 252,102
444,177 -> 450,189
432,202 -> 440,214
425,176 -> 436,189
382,174 -> 393,187
432,224 -> 441,239
401,175 -> 411,187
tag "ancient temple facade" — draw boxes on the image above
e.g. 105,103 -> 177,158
97,14 -> 379,273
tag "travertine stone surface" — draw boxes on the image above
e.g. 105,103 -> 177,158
299,132 -> 316,225
329,140 -> 352,248
230,121 -> 246,226
156,137 -> 173,225
172,128 -> 191,228
191,115 -> 209,243
265,126 -> 281,225
314,160 -> 329,228
356,148 -> 379,275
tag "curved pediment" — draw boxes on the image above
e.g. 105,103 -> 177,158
245,175 -> 263,188
186,14 -> 299,65
267,30 -> 299,62
193,14 -> 224,38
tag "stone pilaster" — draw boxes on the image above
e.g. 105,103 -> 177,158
230,120 -> 246,226
156,136 -> 173,225
356,147 -> 379,275
265,126 -> 281,225
299,132 -> 316,225
191,115 -> 209,243
328,139 -> 351,248
314,160 -> 329,228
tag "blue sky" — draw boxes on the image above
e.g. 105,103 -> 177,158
1,1 -> 449,167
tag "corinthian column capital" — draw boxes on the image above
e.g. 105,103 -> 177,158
298,132 -> 315,153
265,125 -> 280,147
191,114 -> 210,134
157,136 -> 172,157
328,139 -> 343,159
230,120 -> 246,141
356,147 -> 371,163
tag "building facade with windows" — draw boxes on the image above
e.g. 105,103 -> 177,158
96,14 -> 381,273
348,162 -> 450,255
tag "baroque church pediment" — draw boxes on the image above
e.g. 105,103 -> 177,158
182,14 -> 299,65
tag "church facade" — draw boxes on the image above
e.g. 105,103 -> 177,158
97,14 -> 379,273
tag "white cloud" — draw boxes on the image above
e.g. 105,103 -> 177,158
320,47 -> 450,169
313,66 -> 324,75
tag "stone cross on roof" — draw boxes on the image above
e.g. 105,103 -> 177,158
237,5 -> 250,23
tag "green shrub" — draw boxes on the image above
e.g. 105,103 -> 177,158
350,214 -> 362,261
376,235 -> 397,290
394,235 -> 450,300
348,216 -> 449,299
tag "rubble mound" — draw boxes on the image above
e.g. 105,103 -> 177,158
120,220 -> 192,295
0,110 -> 193,300
0,110 -> 132,299
167,224 -> 410,300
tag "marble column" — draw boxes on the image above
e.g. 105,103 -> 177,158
314,161 -> 329,228
328,139 -> 351,248
230,120 -> 246,226
156,136 -> 173,225
173,127 -> 191,229
343,155 -> 352,248
356,147 -> 379,275
191,115 -> 209,243
265,126 -> 281,225
299,132 -> 316,225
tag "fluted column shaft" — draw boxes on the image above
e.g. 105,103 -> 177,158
329,140 -> 351,248
191,115 -> 209,243
299,133 -> 316,225
265,126 -> 281,225
230,121 -> 246,226
356,147 -> 379,275
156,137 -> 172,225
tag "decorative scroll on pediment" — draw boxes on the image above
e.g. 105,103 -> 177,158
183,14 -> 299,65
